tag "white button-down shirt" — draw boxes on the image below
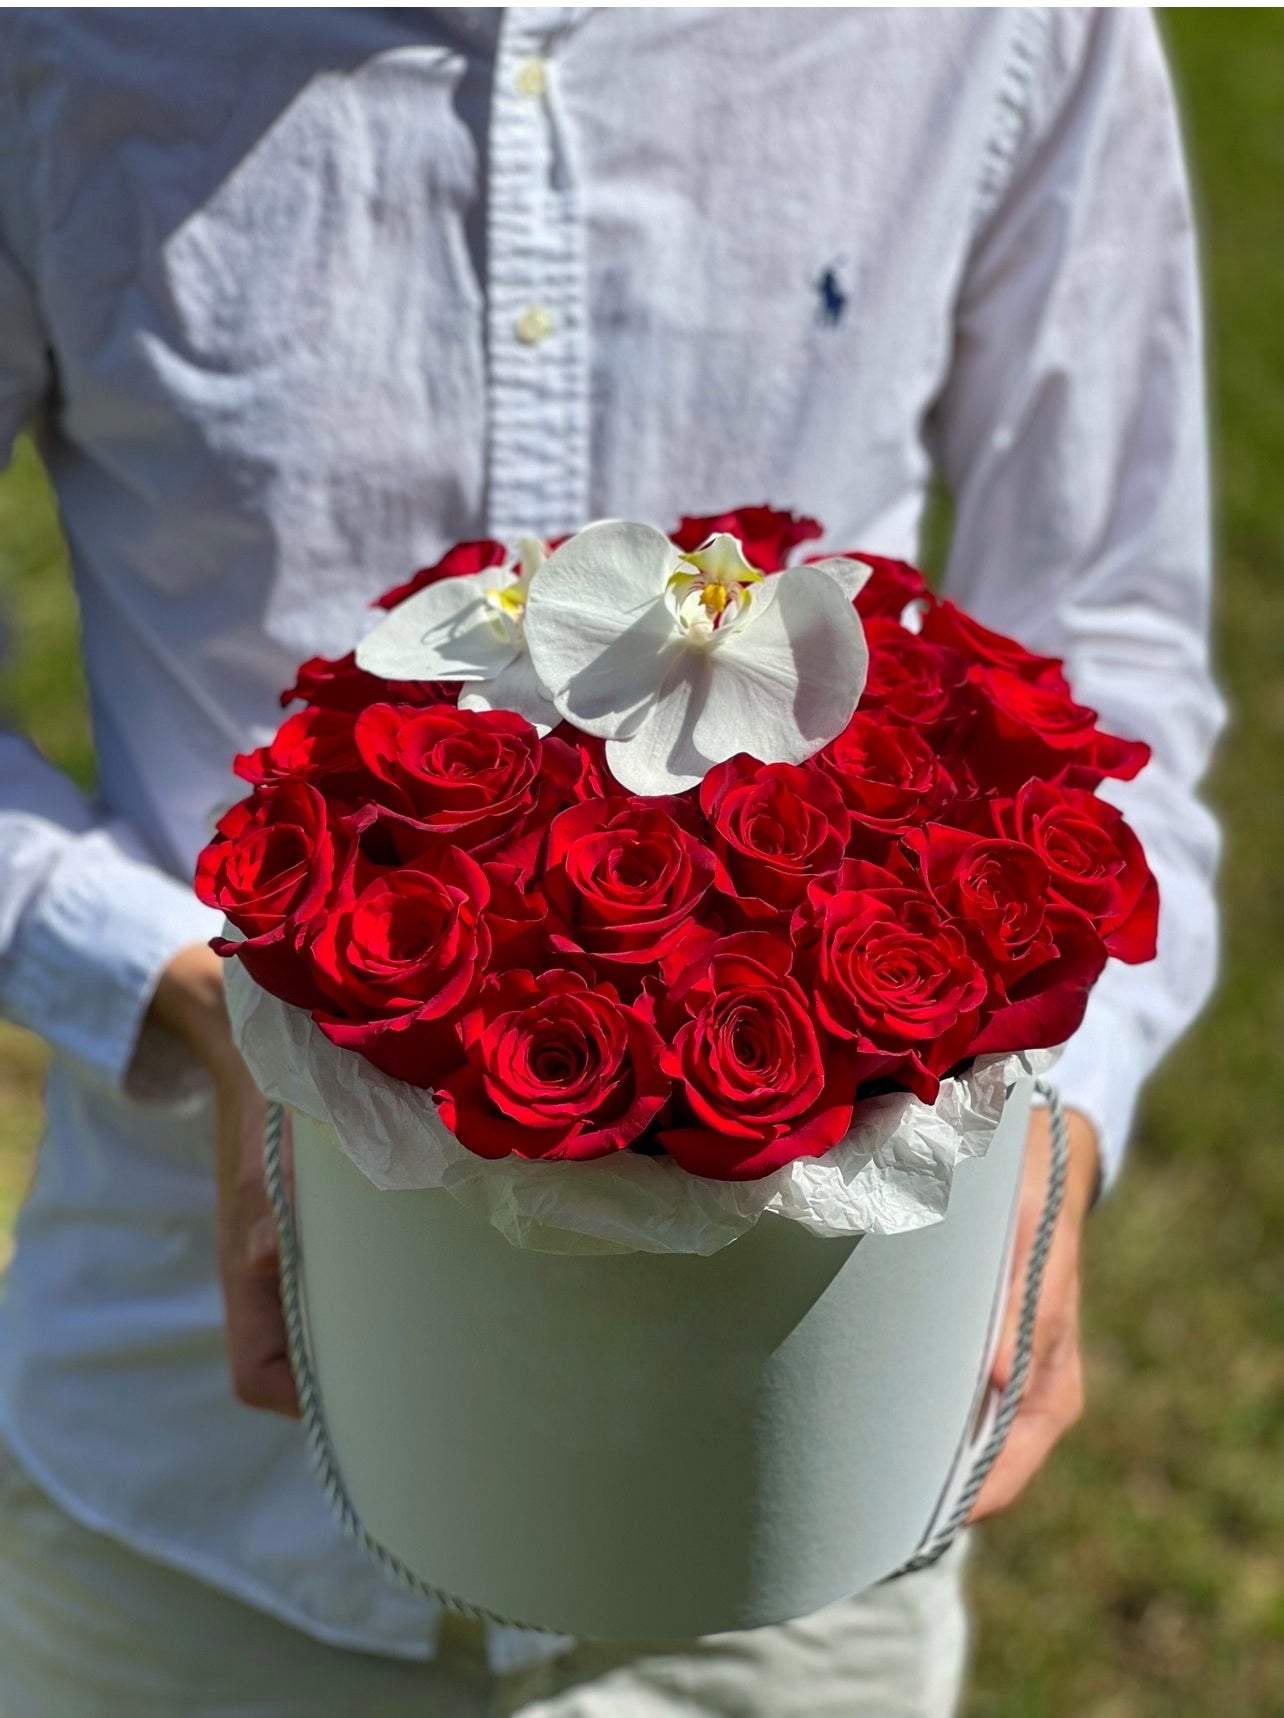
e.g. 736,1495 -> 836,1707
0,7 -> 1222,1661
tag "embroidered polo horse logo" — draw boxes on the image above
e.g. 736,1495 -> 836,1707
815,259 -> 851,327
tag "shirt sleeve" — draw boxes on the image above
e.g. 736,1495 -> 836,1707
927,10 -> 1225,1184
0,239 -> 223,1101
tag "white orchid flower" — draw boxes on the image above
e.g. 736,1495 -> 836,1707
354,538 -> 559,733
522,521 -> 870,796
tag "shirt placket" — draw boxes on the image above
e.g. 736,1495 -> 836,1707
485,8 -> 589,544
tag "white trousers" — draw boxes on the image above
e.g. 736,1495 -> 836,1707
0,1441 -> 969,1717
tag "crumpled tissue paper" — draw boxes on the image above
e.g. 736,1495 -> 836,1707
225,948 -> 1059,1257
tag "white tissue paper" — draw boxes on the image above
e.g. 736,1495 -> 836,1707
224,950 -> 1059,1257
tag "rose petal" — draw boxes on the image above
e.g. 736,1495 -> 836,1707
355,569 -> 519,683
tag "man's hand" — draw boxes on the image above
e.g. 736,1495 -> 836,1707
148,943 -> 300,1418
969,1104 -> 1100,1522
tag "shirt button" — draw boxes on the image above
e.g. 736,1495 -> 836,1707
515,305 -> 557,346
515,58 -> 548,98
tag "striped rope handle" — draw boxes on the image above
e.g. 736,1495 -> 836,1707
263,1077 -> 1069,1614
261,1101 -> 523,1626
888,1076 -> 1069,1577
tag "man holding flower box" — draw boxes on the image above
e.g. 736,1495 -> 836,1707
0,10 -> 1220,1714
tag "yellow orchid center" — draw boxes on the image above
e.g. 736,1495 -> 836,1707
485,581 -> 527,623
665,532 -> 763,641
480,539 -> 547,642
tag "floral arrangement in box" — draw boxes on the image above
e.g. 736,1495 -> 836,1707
197,505 -> 1156,1191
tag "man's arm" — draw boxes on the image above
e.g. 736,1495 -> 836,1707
0,216 -> 295,1413
0,237 -> 225,1102
149,943 -> 299,1417
927,11 -> 1223,1514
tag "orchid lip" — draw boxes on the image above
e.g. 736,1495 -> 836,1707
482,581 -> 527,644
665,533 -> 764,642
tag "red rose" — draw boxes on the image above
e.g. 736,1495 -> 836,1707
671,505 -> 823,571
234,706 -> 365,791
994,781 -> 1158,963
306,850 -> 491,1085
553,726 -> 621,801
481,862 -> 549,969
280,650 -> 457,714
801,862 -> 988,1102
373,538 -> 509,611
919,601 -> 1068,687
904,825 -> 1055,983
699,755 -> 849,919
544,796 -> 715,976
657,933 -> 857,1180
353,703 -> 554,860
900,820 -> 1109,1053
967,905 -> 1108,1057
824,553 -> 930,622
861,618 -> 971,729
816,713 -> 954,840
970,666 -> 1150,790
196,780 -> 336,1009
436,970 -> 669,1160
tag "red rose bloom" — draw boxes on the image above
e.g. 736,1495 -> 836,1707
196,779 -> 336,1009
828,553 -> 930,621
861,618 -> 970,729
280,650 -> 456,713
435,970 -> 669,1160
234,706 -> 365,790
373,538 -> 509,611
308,851 -> 490,1084
700,755 -> 849,919
481,862 -> 549,969
904,825 -> 1055,984
802,862 -> 989,1102
967,905 -> 1108,1058
671,505 -> 823,571
899,821 -> 1110,1055
816,713 -> 954,840
544,796 -> 715,976
994,781 -> 1159,963
920,601 -> 1068,687
353,703 -> 549,859
970,666 -> 1150,790
554,727 -> 621,802
658,933 -> 858,1180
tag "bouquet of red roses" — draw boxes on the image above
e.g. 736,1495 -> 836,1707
197,505 -> 1156,1185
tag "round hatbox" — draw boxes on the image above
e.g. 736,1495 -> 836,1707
287,1075 -> 1033,1639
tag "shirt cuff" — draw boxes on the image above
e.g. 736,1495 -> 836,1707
2,831 -> 224,1101
1043,999 -> 1146,1193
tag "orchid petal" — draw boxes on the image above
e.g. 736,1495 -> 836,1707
806,556 -> 873,604
692,564 -> 867,762
523,521 -> 684,739
458,649 -> 559,736
515,538 -> 547,582
356,570 -> 519,683
604,651 -> 716,794
605,569 -> 866,795
900,596 -> 929,634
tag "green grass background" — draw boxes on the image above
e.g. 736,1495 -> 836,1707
0,12 -> 1280,1709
